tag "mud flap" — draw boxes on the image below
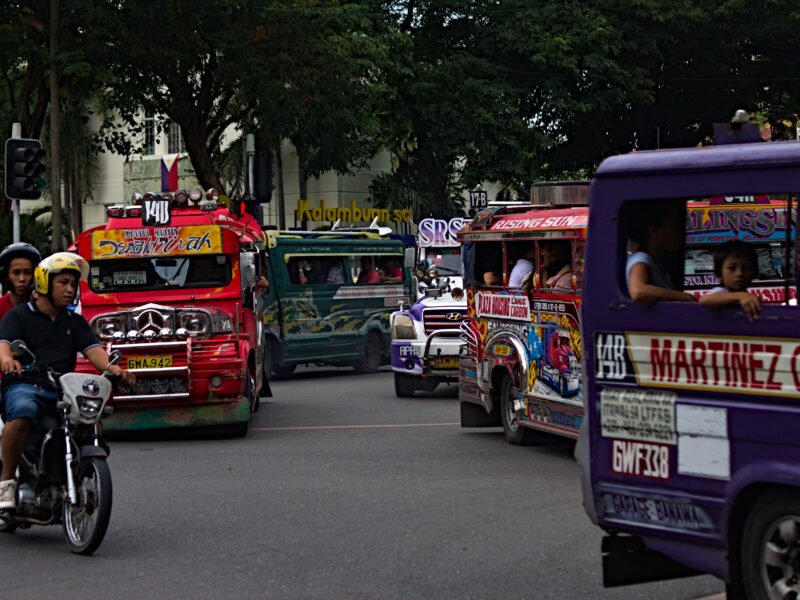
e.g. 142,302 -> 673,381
602,535 -> 702,587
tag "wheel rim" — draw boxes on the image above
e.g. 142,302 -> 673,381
760,514 -> 800,599
505,385 -> 519,432
64,462 -> 103,546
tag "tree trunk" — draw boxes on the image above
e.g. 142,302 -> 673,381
182,125 -> 224,193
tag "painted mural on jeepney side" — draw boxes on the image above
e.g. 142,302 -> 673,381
466,287 -> 582,408
262,293 -> 391,337
684,197 -> 797,302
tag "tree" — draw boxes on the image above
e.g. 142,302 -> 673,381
94,0 -> 400,196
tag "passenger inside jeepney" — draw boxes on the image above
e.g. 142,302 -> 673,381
541,241 -> 573,290
356,256 -> 380,284
626,203 -> 697,303
508,244 -> 535,288
379,257 -> 403,282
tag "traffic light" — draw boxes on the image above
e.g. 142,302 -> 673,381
4,138 -> 46,200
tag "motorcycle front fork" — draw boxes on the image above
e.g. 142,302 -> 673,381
62,413 -> 78,506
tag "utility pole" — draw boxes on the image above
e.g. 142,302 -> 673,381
11,122 -> 21,243
50,0 -> 62,250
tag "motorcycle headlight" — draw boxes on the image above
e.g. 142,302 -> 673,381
392,314 -> 416,339
77,396 -> 104,420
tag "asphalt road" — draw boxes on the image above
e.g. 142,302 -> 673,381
0,366 -> 725,599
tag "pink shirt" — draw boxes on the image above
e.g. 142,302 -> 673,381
358,270 -> 381,284
546,268 -> 573,290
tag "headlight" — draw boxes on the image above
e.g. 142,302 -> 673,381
90,313 -> 126,341
392,314 -> 416,339
77,396 -> 104,419
133,379 -> 151,395
176,310 -> 210,337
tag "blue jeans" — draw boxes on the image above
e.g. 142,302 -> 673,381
1,383 -> 57,422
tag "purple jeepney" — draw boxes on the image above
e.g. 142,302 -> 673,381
577,140 -> 800,597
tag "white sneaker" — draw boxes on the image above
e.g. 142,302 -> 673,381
0,480 -> 16,510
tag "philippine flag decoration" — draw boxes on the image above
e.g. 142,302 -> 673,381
161,154 -> 179,192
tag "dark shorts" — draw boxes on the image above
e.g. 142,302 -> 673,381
1,383 -> 57,422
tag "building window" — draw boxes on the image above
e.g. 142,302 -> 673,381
168,121 -> 185,154
143,113 -> 156,156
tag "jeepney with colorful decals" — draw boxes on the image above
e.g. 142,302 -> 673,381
458,188 -> 589,445
576,141 -> 800,597
260,228 -> 410,378
72,190 -> 266,435
390,217 -> 467,397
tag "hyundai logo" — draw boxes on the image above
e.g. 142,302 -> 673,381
446,312 -> 462,321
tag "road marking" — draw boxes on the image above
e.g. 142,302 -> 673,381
250,422 -> 460,432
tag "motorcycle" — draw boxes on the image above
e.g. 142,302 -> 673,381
0,340 -> 120,555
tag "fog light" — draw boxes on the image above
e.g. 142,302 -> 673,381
133,379 -> 151,395
209,374 -> 223,388
150,377 -> 169,395
169,377 -> 188,393
175,328 -> 189,340
112,331 -> 125,343
116,382 -> 132,395
159,327 -> 173,340
126,330 -> 140,342
142,330 -> 156,342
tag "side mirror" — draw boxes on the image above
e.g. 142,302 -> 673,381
10,340 -> 34,361
404,248 -> 416,269
108,349 -> 124,366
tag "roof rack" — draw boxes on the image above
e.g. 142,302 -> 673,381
264,216 -> 394,239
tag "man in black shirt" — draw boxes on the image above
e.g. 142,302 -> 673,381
0,252 -> 134,509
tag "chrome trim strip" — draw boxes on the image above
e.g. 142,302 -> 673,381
112,392 -> 191,402
126,366 -> 189,375
110,341 -> 188,351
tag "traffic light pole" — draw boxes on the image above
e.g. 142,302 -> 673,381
11,122 -> 21,243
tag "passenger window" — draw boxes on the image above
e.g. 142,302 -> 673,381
466,241 -> 503,287
684,196 -> 796,304
352,255 -> 381,284
287,255 -> 348,286
507,241 -> 536,289
621,196 -> 798,305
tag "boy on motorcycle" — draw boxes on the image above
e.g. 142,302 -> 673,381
0,243 -> 41,323
0,252 -> 135,509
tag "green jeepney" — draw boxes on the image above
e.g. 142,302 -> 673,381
261,228 -> 411,377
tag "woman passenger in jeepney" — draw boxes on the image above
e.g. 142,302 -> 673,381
541,241 -> 573,290
626,204 -> 697,303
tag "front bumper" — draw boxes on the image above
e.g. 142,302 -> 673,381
391,330 -> 463,377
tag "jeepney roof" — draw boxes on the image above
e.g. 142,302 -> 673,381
460,205 -> 588,240
76,207 -> 265,246
594,140 -> 800,179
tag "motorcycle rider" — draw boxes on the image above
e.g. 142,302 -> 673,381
0,243 -> 41,322
0,252 -> 135,509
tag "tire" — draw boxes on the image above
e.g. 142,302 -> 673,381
63,457 -> 112,555
246,371 -> 259,414
499,374 -> 538,446
265,339 -> 296,380
394,373 -> 416,397
353,331 -> 383,374
738,490 -> 800,600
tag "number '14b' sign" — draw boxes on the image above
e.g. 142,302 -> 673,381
143,198 -> 170,226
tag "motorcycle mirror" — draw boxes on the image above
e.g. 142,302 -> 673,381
10,340 -> 34,361
108,350 -> 123,366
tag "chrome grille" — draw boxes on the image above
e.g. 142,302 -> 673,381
422,308 -> 465,335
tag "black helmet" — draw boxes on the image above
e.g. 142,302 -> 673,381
0,242 -> 41,278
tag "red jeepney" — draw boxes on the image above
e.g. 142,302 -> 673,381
72,191 -> 267,436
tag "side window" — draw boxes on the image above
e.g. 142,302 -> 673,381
467,241 -> 503,287
507,241 -> 536,289
537,239 -> 575,292
376,255 -> 404,283
684,197 -> 796,304
287,255 -> 349,286
620,199 -> 688,301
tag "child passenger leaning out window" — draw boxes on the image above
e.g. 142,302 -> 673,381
698,241 -> 761,321
627,205 -> 696,303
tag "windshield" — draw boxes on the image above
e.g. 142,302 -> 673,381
423,248 -> 463,275
89,255 -> 232,292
